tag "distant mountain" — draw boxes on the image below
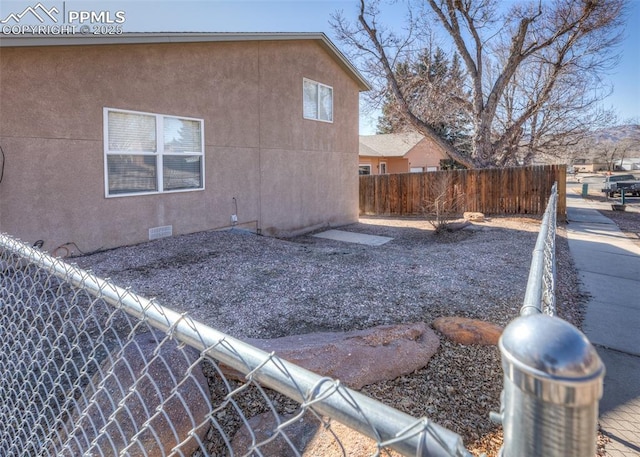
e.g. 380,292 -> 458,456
575,124 -> 640,161
592,124 -> 640,146
536,124 -> 640,165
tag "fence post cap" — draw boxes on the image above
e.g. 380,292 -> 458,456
499,314 -> 605,404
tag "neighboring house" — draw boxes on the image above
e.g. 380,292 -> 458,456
358,132 -> 448,175
0,32 -> 369,254
615,158 -> 640,171
571,158 -> 608,173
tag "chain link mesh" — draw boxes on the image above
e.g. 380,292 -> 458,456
0,234 -> 471,457
520,182 -> 558,316
541,197 -> 557,316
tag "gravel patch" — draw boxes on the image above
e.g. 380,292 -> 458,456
74,215 -> 588,456
76,217 -> 541,339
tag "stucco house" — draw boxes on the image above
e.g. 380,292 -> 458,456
358,132 -> 448,175
0,32 -> 369,254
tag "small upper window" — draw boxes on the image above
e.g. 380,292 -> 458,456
303,78 -> 333,122
104,108 -> 204,197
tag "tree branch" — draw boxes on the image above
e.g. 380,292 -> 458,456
357,0 -> 476,168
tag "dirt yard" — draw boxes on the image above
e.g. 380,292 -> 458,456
76,215 -> 590,456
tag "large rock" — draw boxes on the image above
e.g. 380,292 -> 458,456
231,412 -> 403,457
463,211 -> 485,222
238,323 -> 440,389
53,331 -> 210,456
432,317 -> 503,345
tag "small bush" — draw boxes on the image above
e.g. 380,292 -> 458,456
422,176 -> 465,233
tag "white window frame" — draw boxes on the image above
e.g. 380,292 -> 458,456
359,164 -> 372,175
379,162 -> 387,174
103,107 -> 205,198
303,78 -> 333,123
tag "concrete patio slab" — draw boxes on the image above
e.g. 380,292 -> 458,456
567,207 -> 618,225
312,229 -> 393,246
583,298 -> 640,356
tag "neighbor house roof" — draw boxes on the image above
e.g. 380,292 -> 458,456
359,132 -> 425,157
0,32 -> 370,91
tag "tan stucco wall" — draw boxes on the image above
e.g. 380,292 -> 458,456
359,137 -> 447,175
359,157 -> 407,175
0,40 -> 361,252
404,138 -> 448,171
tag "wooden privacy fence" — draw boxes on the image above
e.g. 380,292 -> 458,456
359,165 -> 566,218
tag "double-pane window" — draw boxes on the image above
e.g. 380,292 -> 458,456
104,108 -> 204,197
303,79 -> 333,122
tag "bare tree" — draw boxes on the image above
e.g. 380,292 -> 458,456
596,133 -> 637,172
332,0 -> 626,168
490,40 -> 616,165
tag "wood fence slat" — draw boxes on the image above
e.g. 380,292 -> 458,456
359,165 -> 566,218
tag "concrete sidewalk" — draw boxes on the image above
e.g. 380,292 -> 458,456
565,192 -> 640,457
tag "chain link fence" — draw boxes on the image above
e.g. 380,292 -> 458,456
0,233 -> 472,457
1,182 -> 604,457
496,182 -> 605,457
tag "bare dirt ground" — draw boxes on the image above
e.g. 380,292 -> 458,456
75,214 -> 607,456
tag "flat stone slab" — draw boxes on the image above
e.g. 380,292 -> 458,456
312,229 -> 393,246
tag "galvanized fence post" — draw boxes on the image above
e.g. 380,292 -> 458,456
498,314 -> 605,457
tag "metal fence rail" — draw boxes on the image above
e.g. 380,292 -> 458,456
0,233 -> 471,457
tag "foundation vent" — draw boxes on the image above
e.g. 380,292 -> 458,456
148,225 -> 173,240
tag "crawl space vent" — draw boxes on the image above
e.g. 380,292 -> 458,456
148,225 -> 173,240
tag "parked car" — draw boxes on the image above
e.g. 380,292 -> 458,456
601,174 -> 640,197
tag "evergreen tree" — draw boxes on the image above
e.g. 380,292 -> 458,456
376,48 -> 473,156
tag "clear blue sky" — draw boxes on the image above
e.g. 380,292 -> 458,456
3,0 -> 638,131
